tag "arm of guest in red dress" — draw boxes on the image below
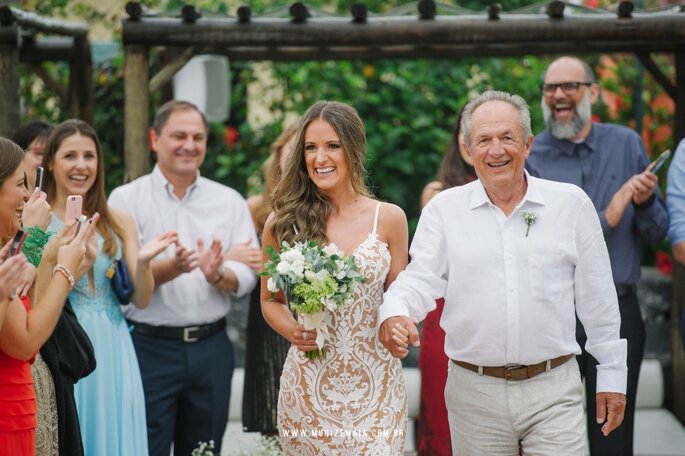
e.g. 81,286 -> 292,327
0,217 -> 93,360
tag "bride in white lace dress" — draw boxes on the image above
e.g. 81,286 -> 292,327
261,101 -> 409,455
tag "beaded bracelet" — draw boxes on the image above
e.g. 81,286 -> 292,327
52,264 -> 76,289
21,226 -> 52,267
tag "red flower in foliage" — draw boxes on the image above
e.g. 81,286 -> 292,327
656,250 -> 673,276
223,125 -> 239,149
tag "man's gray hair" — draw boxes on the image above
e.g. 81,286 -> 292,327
461,90 -> 532,148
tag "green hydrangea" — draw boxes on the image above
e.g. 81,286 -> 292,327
290,275 -> 338,314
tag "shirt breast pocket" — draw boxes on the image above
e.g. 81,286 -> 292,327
528,253 -> 570,303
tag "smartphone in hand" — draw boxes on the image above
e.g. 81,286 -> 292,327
65,195 -> 83,236
8,230 -> 27,257
651,149 -> 672,174
65,195 -> 83,221
34,167 -> 44,191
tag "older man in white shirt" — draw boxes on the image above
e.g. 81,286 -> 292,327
379,90 -> 627,454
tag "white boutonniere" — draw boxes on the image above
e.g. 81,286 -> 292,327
522,209 -> 538,237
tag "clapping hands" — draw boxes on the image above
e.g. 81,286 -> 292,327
138,231 -> 178,264
197,238 -> 223,283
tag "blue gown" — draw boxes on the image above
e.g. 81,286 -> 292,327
48,215 -> 148,456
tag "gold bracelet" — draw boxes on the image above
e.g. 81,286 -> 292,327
52,264 -> 76,288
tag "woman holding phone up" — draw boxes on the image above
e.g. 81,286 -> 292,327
43,120 -> 177,456
0,136 -> 97,455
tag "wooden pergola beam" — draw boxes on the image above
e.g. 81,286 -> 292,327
122,13 -> 685,48
636,53 -> 676,100
124,44 -> 150,182
31,63 -> 67,101
9,6 -> 87,37
0,19 -> 19,137
149,46 -> 196,94
212,42 -> 685,61
19,37 -> 76,63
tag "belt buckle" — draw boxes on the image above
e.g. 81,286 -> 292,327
504,364 -> 524,380
183,326 -> 200,343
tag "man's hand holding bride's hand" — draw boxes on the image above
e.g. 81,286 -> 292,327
379,316 -> 420,358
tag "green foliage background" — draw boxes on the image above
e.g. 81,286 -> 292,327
16,1 -> 675,243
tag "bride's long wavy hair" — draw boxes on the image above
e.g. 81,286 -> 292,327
271,101 -> 370,245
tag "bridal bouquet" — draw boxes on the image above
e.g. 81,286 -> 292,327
263,241 -> 367,359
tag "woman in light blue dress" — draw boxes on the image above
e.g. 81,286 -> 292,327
43,120 -> 177,455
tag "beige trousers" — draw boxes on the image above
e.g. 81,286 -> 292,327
445,357 -> 586,455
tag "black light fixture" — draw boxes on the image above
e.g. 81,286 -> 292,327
237,5 -> 251,23
125,2 -> 144,21
488,3 -> 502,21
617,1 -> 634,18
351,3 -> 368,24
290,2 -> 311,23
418,0 -> 436,20
181,4 -> 201,23
546,1 -> 565,19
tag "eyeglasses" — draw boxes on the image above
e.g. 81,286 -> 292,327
541,82 -> 593,96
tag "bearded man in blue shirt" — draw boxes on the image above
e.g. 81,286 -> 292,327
527,56 -> 669,456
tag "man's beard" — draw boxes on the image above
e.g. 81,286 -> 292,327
542,91 -> 592,140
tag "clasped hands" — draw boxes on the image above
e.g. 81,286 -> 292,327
379,316 -> 420,358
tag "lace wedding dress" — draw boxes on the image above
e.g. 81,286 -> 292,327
277,203 -> 408,455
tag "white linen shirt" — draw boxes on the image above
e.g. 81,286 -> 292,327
379,173 -> 627,393
108,165 -> 258,326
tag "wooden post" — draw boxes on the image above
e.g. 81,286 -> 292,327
123,44 -> 150,182
0,44 -> 20,137
69,36 -> 93,124
672,50 -> 685,424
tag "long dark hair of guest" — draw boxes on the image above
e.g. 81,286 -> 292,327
436,108 -> 476,189
43,119 -> 125,257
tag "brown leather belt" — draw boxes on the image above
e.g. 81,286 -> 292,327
452,354 -> 573,381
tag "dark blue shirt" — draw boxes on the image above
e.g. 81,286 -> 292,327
528,123 -> 668,285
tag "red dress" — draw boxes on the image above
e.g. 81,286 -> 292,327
0,296 -> 36,456
417,298 -> 452,456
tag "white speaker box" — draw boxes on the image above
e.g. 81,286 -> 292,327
173,55 -> 230,122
